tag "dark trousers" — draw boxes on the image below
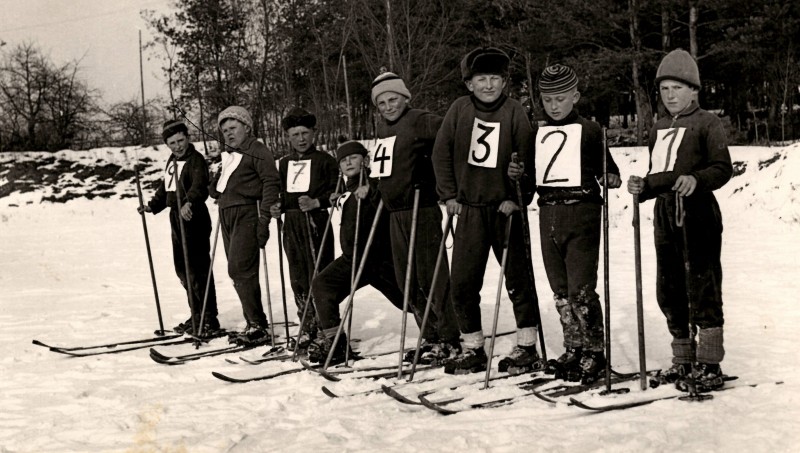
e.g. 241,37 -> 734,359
312,255 -> 404,331
170,206 -> 218,322
282,209 -> 334,329
539,203 -> 604,351
220,204 -> 267,327
653,194 -> 725,339
390,206 -> 460,343
450,205 -> 539,334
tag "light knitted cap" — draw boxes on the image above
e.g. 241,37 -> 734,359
655,49 -> 700,88
538,64 -> 579,95
218,106 -> 253,131
371,71 -> 412,105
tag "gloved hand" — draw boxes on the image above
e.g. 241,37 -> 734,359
257,216 -> 270,248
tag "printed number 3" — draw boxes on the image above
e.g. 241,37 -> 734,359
471,123 -> 495,163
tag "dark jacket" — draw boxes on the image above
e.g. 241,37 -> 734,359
149,144 -> 210,214
210,136 -> 281,219
277,146 -> 339,211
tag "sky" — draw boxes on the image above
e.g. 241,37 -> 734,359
0,0 -> 175,106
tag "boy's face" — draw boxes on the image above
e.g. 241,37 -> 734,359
466,73 -> 506,104
220,119 -> 249,149
541,88 -> 580,121
339,154 -> 365,178
166,132 -> 189,158
376,91 -> 408,122
659,79 -> 696,115
287,125 -> 315,154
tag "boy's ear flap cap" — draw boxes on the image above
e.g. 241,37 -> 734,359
461,47 -> 509,80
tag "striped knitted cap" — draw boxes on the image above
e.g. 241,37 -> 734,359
371,71 -> 412,105
538,64 -> 579,95
161,119 -> 188,142
655,49 -> 700,88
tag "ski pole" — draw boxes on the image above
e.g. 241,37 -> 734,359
324,200 -> 385,370
397,189 -> 420,379
276,218 -> 291,344
257,201 -> 276,346
484,214 -> 514,390
408,212 -> 453,382
171,158 -> 199,343
292,177 -> 343,360
632,193 -> 647,390
345,170 -> 365,365
602,127 -> 612,393
196,212 -> 220,338
511,153 -> 547,362
134,165 -> 166,335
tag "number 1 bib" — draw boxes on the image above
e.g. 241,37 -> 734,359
369,136 -> 396,177
649,128 -> 686,174
468,118 -> 500,168
287,160 -> 312,193
165,161 -> 186,192
535,124 -> 582,187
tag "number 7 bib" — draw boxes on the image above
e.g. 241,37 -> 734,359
535,124 -> 582,187
649,128 -> 685,174
287,160 -> 312,193
468,118 -> 500,168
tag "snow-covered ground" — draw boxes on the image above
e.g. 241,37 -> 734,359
1,143 -> 798,453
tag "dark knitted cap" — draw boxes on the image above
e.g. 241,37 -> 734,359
538,64 -> 579,95
460,47 -> 509,80
281,107 -> 317,131
655,49 -> 700,88
162,119 -> 189,142
335,141 -> 368,162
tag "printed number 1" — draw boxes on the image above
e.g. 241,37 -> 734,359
471,123 -> 495,163
660,129 -> 678,173
541,130 -> 569,184
292,161 -> 308,184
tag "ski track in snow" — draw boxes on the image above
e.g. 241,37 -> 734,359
1,144 -> 799,452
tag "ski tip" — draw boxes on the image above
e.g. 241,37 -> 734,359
32,339 -> 47,347
418,394 -> 458,415
533,391 -> 557,404
211,371 -> 233,382
321,386 -> 338,398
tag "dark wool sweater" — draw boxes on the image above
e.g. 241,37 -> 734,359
212,136 -> 281,219
432,94 -> 534,206
374,108 -> 442,211
339,177 -> 389,260
535,110 -> 620,206
149,144 -> 210,214
277,146 -> 339,211
641,103 -> 732,201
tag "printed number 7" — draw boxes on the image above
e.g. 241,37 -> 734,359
471,123 -> 495,163
292,161 -> 308,184
660,129 -> 678,172
541,130 -> 568,184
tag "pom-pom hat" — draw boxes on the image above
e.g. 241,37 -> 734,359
538,64 -> 579,95
218,106 -> 253,131
460,47 -> 509,80
655,49 -> 700,89
371,71 -> 412,105
281,107 -> 317,131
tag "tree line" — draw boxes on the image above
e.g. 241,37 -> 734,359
1,0 -> 798,152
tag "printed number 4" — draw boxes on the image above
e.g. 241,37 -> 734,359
374,143 -> 390,173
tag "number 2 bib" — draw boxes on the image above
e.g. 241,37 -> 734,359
649,128 -> 685,174
468,118 -> 500,168
287,160 -> 312,193
535,124 -> 582,187
369,136 -> 396,177
164,161 -> 186,192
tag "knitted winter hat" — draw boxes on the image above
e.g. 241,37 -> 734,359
161,119 -> 189,142
655,49 -> 700,88
281,107 -> 317,131
335,140 -> 368,162
371,71 -> 412,105
460,47 -> 509,80
218,106 -> 253,131
538,64 -> 579,95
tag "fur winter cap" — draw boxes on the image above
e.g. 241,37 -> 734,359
218,106 -> 253,131
161,119 -> 189,142
281,107 -> 317,131
460,47 -> 509,80
335,140 -> 368,162
371,71 -> 412,105
655,49 -> 700,89
538,64 -> 579,95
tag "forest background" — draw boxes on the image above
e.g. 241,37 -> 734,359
1,0 -> 798,155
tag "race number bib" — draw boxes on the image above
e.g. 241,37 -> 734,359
535,124 -> 582,187
287,159 -> 312,193
216,152 -> 242,193
467,118 -> 500,168
649,127 -> 686,174
369,136 -> 396,178
164,161 -> 186,193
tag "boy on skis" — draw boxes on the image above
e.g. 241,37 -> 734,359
307,141 -> 405,365
627,49 -> 732,391
270,108 -> 339,349
370,71 -> 461,364
432,47 -> 541,375
510,65 -> 621,384
211,106 -> 281,345
138,120 -> 219,336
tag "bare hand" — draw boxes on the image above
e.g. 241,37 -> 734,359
672,175 -> 697,197
270,203 -> 282,219
137,205 -> 152,214
600,174 -> 622,189
627,176 -> 645,195
354,185 -> 370,200
298,196 -> 320,212
445,199 -> 462,216
498,200 -> 519,216
508,161 -> 525,181
180,202 -> 193,221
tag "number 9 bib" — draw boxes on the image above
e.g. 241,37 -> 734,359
165,161 -> 186,192
468,118 -> 500,168
535,124 -> 582,187
649,128 -> 685,174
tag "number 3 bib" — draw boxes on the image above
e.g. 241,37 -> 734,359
468,118 -> 500,168
649,128 -> 685,174
287,160 -> 312,193
535,124 -> 582,187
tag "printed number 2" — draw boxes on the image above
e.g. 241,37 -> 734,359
471,123 -> 495,163
541,130 -> 568,184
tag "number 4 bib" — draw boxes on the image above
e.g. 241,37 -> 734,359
468,118 -> 500,168
287,160 -> 312,193
535,124 -> 582,187
369,136 -> 396,178
649,128 -> 685,174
